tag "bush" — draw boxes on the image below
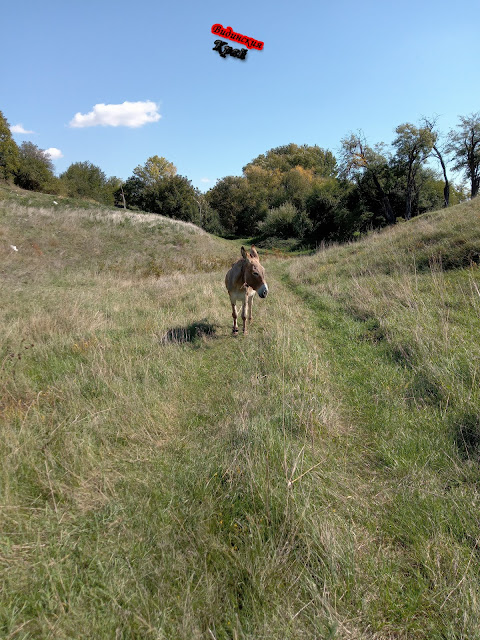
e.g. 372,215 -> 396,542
60,161 -> 114,205
258,202 -> 298,238
258,202 -> 313,241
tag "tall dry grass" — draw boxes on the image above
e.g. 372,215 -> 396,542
2,184 -> 480,638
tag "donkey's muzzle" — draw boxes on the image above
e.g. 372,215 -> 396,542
258,284 -> 268,299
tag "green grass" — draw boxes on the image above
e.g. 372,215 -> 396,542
286,196 -> 480,638
1,183 -> 480,638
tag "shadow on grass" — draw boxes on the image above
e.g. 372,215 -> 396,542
454,411 -> 480,461
161,320 -> 217,345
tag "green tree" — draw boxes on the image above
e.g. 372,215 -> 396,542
415,167 -> 449,214
447,113 -> 480,198
122,176 -> 146,210
133,155 -> 177,189
279,166 -> 318,211
244,143 -> 337,177
422,116 -> 451,207
306,178 -> 355,242
14,142 -> 55,192
189,191 -> 224,235
60,161 -> 111,203
340,132 -> 396,224
242,165 -> 283,209
207,144 -> 339,238
122,155 -> 179,213
0,110 -> 20,181
145,175 -> 199,223
392,123 -> 435,220
105,176 -> 125,207
234,181 -> 269,236
206,176 -> 249,235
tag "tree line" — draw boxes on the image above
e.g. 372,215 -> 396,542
1,109 -> 479,246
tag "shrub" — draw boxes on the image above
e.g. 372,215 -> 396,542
258,202 -> 298,238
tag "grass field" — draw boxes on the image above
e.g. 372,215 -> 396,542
1,184 -> 480,639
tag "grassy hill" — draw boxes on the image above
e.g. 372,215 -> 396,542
1,183 -> 480,639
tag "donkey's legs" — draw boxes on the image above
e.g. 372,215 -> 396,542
247,294 -> 254,323
241,296 -> 249,334
231,301 -> 239,334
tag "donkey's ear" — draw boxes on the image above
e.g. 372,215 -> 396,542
241,246 -> 250,261
250,245 -> 259,259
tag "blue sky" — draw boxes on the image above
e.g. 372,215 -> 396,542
2,0 -> 479,191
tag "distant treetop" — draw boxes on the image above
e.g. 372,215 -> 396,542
243,143 -> 337,178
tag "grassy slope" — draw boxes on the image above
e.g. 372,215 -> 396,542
286,198 -> 480,638
1,184 -> 479,639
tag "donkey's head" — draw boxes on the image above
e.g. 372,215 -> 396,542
241,246 -> 268,298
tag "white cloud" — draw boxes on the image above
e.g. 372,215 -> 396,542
69,101 -> 161,128
44,148 -> 63,160
10,124 -> 34,134
200,178 -> 211,183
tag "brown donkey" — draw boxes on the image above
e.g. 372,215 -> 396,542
225,246 -> 268,335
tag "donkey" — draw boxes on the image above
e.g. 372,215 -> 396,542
225,246 -> 268,335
